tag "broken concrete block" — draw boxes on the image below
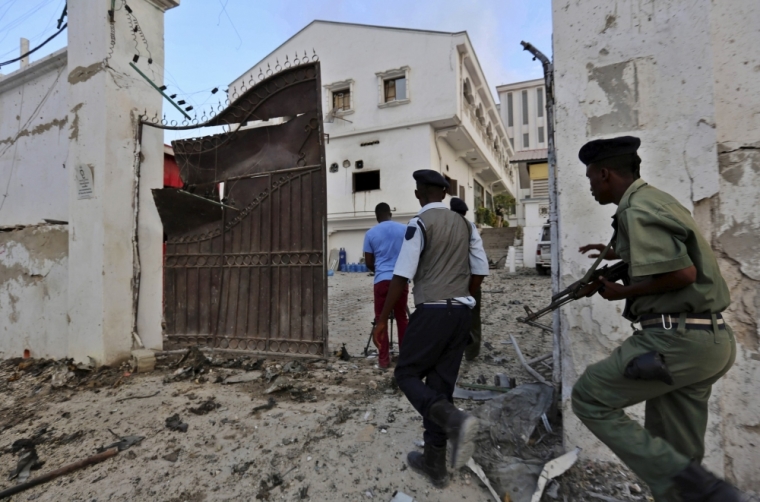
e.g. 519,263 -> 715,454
130,349 -> 156,373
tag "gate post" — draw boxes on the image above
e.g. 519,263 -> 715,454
66,0 -> 178,364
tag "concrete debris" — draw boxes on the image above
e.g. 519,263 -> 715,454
130,349 -> 156,373
8,445 -> 42,483
165,414 -> 188,432
470,383 -> 554,501
189,398 -> 220,415
529,448 -> 580,502
223,371 -> 262,384
162,449 -> 181,463
465,458 -> 501,502
96,432 -> 144,453
389,491 -> 415,502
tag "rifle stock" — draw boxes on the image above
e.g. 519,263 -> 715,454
519,261 -> 630,324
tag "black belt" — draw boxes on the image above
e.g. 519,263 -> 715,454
638,313 -> 725,330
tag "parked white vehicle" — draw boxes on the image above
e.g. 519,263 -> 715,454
535,223 -> 551,275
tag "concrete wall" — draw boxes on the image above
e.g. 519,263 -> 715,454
0,0 -> 175,363
0,49 -> 69,227
67,0 -> 172,363
552,0 -> 760,489
0,225 -> 68,359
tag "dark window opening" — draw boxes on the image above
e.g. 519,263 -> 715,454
333,88 -> 351,111
384,77 -> 407,102
353,171 -> 380,192
523,133 -> 530,148
522,90 -> 529,125
538,126 -> 545,144
459,185 -> 465,200
507,93 -> 513,127
444,176 -> 458,197
537,88 -> 544,118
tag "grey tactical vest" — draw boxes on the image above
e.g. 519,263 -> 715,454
412,208 -> 471,305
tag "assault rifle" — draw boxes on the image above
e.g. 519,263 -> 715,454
518,261 -> 631,331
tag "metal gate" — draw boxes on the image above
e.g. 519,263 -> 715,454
147,61 -> 328,356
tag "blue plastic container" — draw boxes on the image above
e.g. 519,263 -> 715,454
327,269 -> 334,277
339,264 -> 346,272
338,248 -> 347,270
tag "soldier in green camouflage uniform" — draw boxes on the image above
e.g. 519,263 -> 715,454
572,136 -> 746,501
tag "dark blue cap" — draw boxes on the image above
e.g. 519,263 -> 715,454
449,197 -> 468,215
579,136 -> 641,165
413,169 -> 450,189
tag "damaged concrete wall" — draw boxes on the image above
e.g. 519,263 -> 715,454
552,0 -> 760,490
0,49 -> 69,227
0,225 -> 68,359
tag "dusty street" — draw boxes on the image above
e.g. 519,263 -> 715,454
0,269 -> 650,502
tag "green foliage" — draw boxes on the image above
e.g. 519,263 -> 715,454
515,225 -> 524,239
494,193 -> 515,208
476,207 -> 497,226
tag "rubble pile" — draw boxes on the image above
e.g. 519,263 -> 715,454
0,269 -> 660,501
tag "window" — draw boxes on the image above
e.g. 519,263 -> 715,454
474,180 -> 485,208
384,77 -> 406,102
353,171 -> 380,192
376,66 -> 410,107
523,133 -> 530,148
509,137 -> 514,148
538,126 -> 545,144
537,88 -> 544,118
486,192 -> 494,211
507,93 -> 513,127
459,186 -> 465,200
463,78 -> 474,105
444,176 -> 458,197
332,88 -> 351,112
522,90 -> 529,125
324,79 -> 355,115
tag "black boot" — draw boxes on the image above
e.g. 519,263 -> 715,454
428,399 -> 479,469
407,443 -> 448,488
673,461 -> 748,502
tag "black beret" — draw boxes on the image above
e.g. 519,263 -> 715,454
449,197 -> 468,215
413,169 -> 450,189
578,136 -> 641,165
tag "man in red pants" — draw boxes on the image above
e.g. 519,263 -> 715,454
364,202 -> 408,368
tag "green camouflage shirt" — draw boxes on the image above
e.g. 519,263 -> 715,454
613,179 -> 730,316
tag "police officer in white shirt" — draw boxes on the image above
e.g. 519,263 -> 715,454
372,170 -> 489,488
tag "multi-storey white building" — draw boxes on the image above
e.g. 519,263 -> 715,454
231,21 -> 516,263
496,78 -> 549,268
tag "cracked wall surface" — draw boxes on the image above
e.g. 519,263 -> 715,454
0,224 -> 68,359
0,49 -> 70,227
553,0 -> 759,490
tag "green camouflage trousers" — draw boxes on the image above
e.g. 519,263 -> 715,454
572,317 -> 736,501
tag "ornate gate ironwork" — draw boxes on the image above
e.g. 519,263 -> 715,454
146,61 -> 328,356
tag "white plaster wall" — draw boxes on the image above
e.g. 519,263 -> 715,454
522,201 -> 547,268
0,50 -> 69,227
67,0 -> 172,364
232,23 -> 460,138
708,0 -> 760,489
552,0 -> 760,489
0,225 -> 68,359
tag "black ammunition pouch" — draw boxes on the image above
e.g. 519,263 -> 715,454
623,351 -> 674,385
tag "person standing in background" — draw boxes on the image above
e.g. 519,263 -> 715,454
364,202 -> 408,369
450,197 -> 485,361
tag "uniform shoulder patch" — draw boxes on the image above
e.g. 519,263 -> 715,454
405,226 -> 417,240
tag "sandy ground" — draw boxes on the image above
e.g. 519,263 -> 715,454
0,269 -> 653,502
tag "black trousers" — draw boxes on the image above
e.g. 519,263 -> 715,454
394,303 -> 471,447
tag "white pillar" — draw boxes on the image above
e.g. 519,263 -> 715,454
66,0 -> 178,364
19,38 -> 29,69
